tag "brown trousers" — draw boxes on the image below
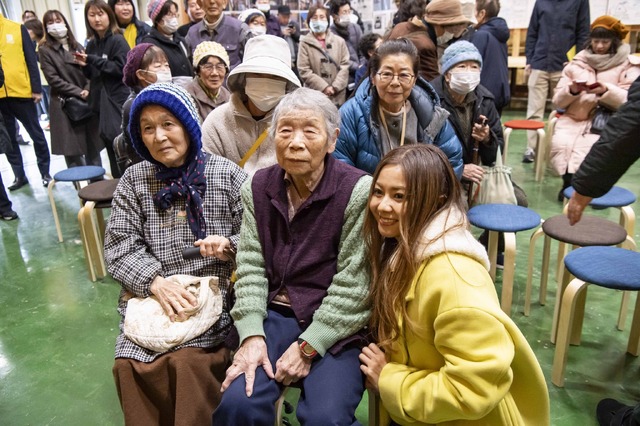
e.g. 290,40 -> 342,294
113,346 -> 231,426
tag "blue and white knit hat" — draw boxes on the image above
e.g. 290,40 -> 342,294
128,83 -> 202,166
440,40 -> 483,75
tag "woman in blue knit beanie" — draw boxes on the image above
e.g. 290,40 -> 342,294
104,82 -> 248,424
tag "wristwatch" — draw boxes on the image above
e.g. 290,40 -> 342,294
297,338 -> 318,359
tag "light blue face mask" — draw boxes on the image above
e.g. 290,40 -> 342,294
310,20 -> 328,34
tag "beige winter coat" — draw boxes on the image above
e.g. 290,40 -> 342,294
297,31 -> 350,106
550,46 -> 640,175
201,93 -> 275,177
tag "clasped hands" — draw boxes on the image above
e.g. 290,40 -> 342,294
220,336 -> 312,397
150,235 -> 232,322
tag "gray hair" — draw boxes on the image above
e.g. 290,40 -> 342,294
269,88 -> 341,143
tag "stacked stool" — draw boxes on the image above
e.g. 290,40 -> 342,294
551,246 -> 640,387
48,166 -> 105,242
78,179 -> 119,282
563,186 -> 636,236
502,119 -> 546,181
468,204 -> 541,316
525,215 -> 631,341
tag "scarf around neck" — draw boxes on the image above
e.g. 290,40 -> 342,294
581,43 -> 630,71
153,150 -> 208,240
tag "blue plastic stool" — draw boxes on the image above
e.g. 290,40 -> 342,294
48,166 -> 105,242
563,186 -> 636,236
552,246 -> 640,387
468,204 -> 541,315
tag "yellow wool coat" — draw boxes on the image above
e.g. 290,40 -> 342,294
378,210 -> 550,425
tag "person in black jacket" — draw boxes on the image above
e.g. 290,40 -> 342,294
431,41 -> 502,191
143,0 -> 193,78
471,0 -> 510,114
0,58 -> 18,220
76,0 -> 130,178
567,75 -> 640,225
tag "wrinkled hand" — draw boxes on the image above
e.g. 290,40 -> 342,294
471,115 -> 490,143
80,90 -> 89,100
323,85 -> 336,97
275,341 -> 312,386
359,343 -> 387,394
193,235 -> 232,260
221,336 -> 274,397
586,82 -> 608,96
32,93 -> 42,103
463,163 -> 485,184
567,191 -> 593,225
149,275 -> 198,322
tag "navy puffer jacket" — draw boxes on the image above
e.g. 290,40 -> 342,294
334,77 -> 463,177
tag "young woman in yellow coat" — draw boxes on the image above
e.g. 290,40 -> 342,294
360,144 -> 550,425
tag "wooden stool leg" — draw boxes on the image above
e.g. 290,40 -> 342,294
275,387 -> 290,426
48,180 -> 64,243
368,389 -> 380,426
552,265 -> 574,344
627,292 -> 640,356
487,230 -> 498,281
570,285 -> 588,345
84,202 -> 106,279
619,206 -> 636,237
540,234 -> 552,305
556,242 -> 568,284
535,128 -> 546,181
618,291 -> 631,331
525,228 -> 544,316
552,278 -> 588,387
501,232 -> 517,316
502,127 -> 512,164
78,206 -> 97,282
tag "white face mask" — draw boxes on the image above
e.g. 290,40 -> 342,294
449,71 -> 481,94
257,3 -> 271,13
310,20 -> 328,34
437,31 -> 454,46
144,69 -> 173,84
245,77 -> 287,112
250,25 -> 267,36
337,15 -> 351,26
47,23 -> 68,39
162,17 -> 179,34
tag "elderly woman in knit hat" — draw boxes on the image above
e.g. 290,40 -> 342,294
202,35 -> 301,176
549,15 -> 640,201
184,41 -> 231,121
424,0 -> 473,61
114,42 -> 170,171
430,40 -> 503,194
142,0 -> 193,77
104,82 -> 247,425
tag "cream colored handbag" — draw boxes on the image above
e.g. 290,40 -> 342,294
471,147 -> 517,206
123,275 -> 223,353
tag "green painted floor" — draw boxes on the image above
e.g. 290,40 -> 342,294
0,110 -> 639,425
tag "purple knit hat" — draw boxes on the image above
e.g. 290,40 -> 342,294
147,0 -> 169,22
123,43 -> 155,87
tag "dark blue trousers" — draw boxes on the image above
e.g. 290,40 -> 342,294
0,98 -> 50,180
212,309 -> 364,426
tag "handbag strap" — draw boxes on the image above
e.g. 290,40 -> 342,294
238,128 -> 269,168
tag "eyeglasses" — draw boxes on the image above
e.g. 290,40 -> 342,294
200,63 -> 226,73
376,72 -> 414,85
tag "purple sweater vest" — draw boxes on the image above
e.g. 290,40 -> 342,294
251,155 -> 366,329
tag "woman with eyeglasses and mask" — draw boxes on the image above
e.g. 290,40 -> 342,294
297,2 -> 350,107
142,0 -> 193,78
39,10 -> 103,169
184,41 -> 231,121
335,39 -> 463,177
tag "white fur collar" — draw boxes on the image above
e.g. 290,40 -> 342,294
414,207 -> 490,270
